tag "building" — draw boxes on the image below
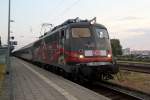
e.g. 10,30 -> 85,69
131,50 -> 150,56
122,48 -> 131,55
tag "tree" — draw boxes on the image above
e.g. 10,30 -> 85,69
0,36 -> 1,46
110,39 -> 122,56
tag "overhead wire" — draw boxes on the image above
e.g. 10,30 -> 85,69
38,0 -> 81,36
50,0 -> 65,14
49,0 -> 81,23
39,1 -> 65,36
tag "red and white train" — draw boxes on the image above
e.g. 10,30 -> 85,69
13,18 -> 119,80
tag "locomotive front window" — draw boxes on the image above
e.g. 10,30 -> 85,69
95,28 -> 109,39
71,28 -> 91,38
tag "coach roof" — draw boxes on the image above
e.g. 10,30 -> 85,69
68,22 -> 107,29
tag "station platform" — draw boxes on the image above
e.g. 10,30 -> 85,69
11,57 -> 109,100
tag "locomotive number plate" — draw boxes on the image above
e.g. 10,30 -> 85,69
93,50 -> 107,56
84,50 -> 107,56
100,50 -> 107,56
85,50 -> 93,56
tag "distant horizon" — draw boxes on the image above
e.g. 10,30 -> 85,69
0,0 -> 150,50
1,38 -> 150,51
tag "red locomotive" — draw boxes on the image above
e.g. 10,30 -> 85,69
13,18 -> 119,80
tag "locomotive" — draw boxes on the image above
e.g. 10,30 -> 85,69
13,17 -> 119,81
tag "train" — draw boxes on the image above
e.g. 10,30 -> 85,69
13,17 -> 119,81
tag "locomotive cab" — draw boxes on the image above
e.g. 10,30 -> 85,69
69,24 -> 112,63
65,22 -> 118,79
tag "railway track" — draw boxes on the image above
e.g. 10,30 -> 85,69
117,61 -> 150,74
82,81 -> 150,100
48,64 -> 150,100
34,62 -> 150,100
37,62 -> 150,100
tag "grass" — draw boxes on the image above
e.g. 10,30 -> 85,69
110,70 -> 150,94
0,64 -> 5,80
117,60 -> 150,64
0,64 -> 5,96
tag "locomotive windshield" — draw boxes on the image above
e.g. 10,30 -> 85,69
95,28 -> 109,39
71,28 -> 91,38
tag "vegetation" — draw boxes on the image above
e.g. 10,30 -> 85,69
111,70 -> 150,94
110,39 -> 122,56
0,64 -> 5,96
116,55 -> 150,63
0,64 -> 5,80
0,36 -> 1,46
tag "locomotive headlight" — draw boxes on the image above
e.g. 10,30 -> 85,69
79,55 -> 84,59
90,21 -> 95,24
107,54 -> 111,58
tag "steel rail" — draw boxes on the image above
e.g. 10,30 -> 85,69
94,81 -> 150,100
117,62 -> 150,74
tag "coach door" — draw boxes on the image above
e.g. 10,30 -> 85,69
58,29 -> 66,64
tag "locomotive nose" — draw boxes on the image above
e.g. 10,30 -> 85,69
85,41 -> 95,48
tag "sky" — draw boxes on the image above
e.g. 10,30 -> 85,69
0,0 -> 150,50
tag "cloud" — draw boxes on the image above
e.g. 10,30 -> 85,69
117,16 -> 143,21
126,28 -> 150,34
120,28 -> 150,39
121,31 -> 150,50
120,27 -> 150,50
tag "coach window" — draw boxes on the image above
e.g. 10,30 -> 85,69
34,40 -> 42,47
61,30 -> 65,39
66,29 -> 69,39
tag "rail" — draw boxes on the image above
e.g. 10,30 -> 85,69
92,81 -> 150,100
117,61 -> 150,74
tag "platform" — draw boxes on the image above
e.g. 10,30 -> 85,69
11,57 -> 109,100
